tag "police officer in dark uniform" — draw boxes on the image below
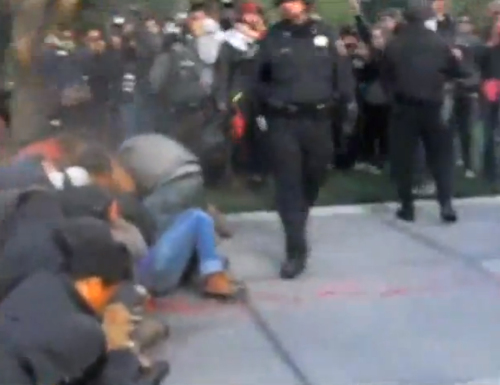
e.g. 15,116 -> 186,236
381,0 -> 470,223
254,0 -> 356,279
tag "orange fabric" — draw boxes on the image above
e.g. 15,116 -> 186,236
15,138 -> 65,163
482,79 -> 500,102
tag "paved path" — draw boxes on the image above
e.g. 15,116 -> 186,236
153,197 -> 500,385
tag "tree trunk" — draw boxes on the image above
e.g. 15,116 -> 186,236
6,0 -> 54,152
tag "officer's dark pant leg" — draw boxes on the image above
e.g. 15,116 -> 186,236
300,118 -> 333,207
389,104 -> 420,204
267,117 -> 308,255
420,104 -> 454,205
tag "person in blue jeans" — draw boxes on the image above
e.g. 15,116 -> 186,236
138,208 -> 235,297
118,134 -> 240,299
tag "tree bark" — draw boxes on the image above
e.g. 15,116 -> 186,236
6,0 -> 54,152
5,0 -> 81,152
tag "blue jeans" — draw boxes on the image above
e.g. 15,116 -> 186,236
137,208 -> 224,295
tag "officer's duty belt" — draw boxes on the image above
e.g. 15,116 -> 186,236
265,101 -> 333,117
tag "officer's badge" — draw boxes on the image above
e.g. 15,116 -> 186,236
313,35 -> 329,47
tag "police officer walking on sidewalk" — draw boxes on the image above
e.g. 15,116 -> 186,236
254,0 -> 356,279
381,0 -> 470,224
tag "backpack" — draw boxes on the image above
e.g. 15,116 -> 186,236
162,42 -> 207,106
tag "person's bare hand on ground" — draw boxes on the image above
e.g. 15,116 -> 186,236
102,303 -> 135,351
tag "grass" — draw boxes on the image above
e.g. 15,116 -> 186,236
207,169 -> 495,213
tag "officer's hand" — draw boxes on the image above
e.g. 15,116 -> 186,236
348,0 -> 361,14
451,48 -> 463,60
102,303 -> 135,351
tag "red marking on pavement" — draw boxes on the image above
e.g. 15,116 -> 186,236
380,287 -> 411,297
149,277 -> 485,316
318,281 -> 366,298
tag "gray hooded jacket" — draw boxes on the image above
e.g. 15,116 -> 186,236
119,134 -> 204,234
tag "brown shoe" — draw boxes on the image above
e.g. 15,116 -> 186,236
207,204 -> 233,239
202,272 -> 244,300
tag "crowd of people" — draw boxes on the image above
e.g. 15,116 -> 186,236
0,0 -> 500,382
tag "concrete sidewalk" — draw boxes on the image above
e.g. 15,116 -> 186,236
154,197 -> 500,385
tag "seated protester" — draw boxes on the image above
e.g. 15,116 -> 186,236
13,132 -> 88,165
56,186 -> 169,351
57,185 -> 149,263
71,143 -> 137,194
0,153 -> 91,191
0,181 -> 101,303
0,217 -> 170,385
118,134 -> 241,299
0,184 -> 134,304
0,188 -> 66,302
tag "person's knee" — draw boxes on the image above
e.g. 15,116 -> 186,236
185,208 -> 214,227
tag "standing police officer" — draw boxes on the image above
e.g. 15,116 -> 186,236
381,0 -> 470,223
254,0 -> 356,279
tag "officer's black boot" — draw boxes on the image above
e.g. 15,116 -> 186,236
440,202 -> 457,223
396,202 -> 415,222
280,252 -> 307,280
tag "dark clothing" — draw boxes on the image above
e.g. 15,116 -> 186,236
436,15 -> 456,44
381,23 -> 469,104
454,33 -> 482,94
0,271 -> 141,385
267,115 -> 332,255
390,102 -> 454,205
215,29 -> 264,176
0,189 -> 65,302
215,29 -> 260,106
0,157 -> 52,191
382,22 -> 469,206
254,19 -> 355,106
482,100 -> 500,181
478,45 -> 500,80
255,18 -> 353,258
451,93 -> 477,170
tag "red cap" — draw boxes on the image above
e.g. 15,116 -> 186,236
240,1 -> 262,14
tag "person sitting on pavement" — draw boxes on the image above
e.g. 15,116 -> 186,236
0,153 -> 91,191
118,133 -> 241,299
54,185 -> 170,353
0,217 -> 169,385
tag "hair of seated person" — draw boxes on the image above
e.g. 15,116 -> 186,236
53,217 -> 133,285
74,144 -> 114,176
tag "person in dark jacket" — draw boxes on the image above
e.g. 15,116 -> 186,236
215,1 -> 268,182
254,0 -> 356,279
0,217 -> 154,385
478,9 -> 500,184
451,16 -> 482,177
380,0 -> 470,223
